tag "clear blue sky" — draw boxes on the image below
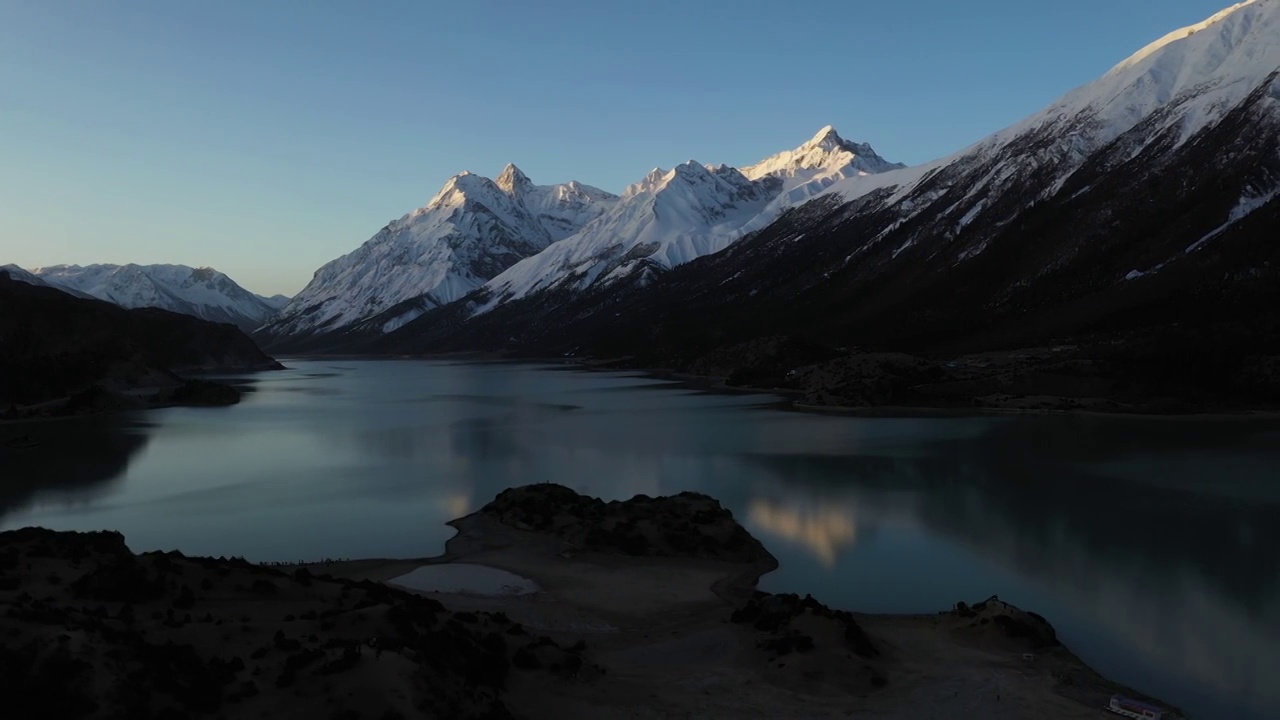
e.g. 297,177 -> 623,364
0,0 -> 1236,296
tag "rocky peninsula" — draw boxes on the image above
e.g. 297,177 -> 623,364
1,485 -> 1177,719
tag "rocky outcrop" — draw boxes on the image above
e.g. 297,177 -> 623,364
727,591 -> 889,695
480,484 -> 772,563
948,595 -> 1061,650
0,527 -> 598,720
731,591 -> 880,659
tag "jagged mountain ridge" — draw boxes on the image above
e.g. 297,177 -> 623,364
471,162 -> 782,310
359,0 -> 1280,410
259,167 -> 620,339
473,127 -> 903,311
32,264 -> 285,331
256,127 -> 901,346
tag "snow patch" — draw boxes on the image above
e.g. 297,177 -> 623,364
381,306 -> 429,333
1185,184 -> 1279,253
956,199 -> 988,231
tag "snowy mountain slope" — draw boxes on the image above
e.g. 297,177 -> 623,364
32,264 -> 283,330
1,264 -> 97,299
474,127 -> 902,310
821,0 -> 1280,220
1008,0 -> 1280,148
781,0 -> 1280,292
474,163 -> 780,308
258,166 -> 618,338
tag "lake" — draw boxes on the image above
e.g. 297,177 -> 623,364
2,359 -> 1277,719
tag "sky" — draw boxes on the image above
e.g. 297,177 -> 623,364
0,0 -> 1242,296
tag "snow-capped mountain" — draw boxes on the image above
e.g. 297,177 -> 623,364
365,0 -> 1279,371
474,127 -> 902,310
259,166 -> 618,338
273,0 -> 1278,363
32,264 -> 285,330
640,0 -> 1280,338
476,127 -> 906,307
740,125 -> 903,191
474,163 -> 781,308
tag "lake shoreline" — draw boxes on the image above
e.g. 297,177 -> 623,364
275,350 -> 1280,420
0,377 -> 258,426
4,364 -> 1271,718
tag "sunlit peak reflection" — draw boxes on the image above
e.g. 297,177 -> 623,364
438,493 -> 471,519
747,498 -> 857,567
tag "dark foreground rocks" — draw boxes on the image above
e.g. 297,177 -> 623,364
732,591 -> 879,659
480,483 -> 771,563
0,528 -> 597,720
729,591 -> 890,693
1,487 -> 1184,719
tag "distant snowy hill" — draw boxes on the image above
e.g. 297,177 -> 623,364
473,127 -> 902,311
258,165 -> 619,339
1,264 -> 96,299
32,264 -> 285,330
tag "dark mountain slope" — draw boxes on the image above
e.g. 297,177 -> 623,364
0,271 -> 283,411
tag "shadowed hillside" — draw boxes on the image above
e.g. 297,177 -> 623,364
0,271 -> 282,412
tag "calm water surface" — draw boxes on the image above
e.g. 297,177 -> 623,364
2,360 -> 1277,719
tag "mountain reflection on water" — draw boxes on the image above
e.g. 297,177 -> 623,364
742,447 -> 1280,717
746,498 -> 858,567
0,360 -> 1276,720
0,417 -> 151,519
